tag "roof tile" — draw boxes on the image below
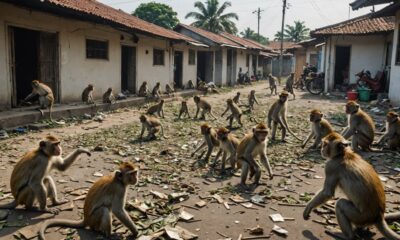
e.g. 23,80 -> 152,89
177,24 -> 241,47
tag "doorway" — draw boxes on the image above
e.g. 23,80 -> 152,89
174,51 -> 183,88
121,46 -> 136,93
226,49 -> 233,86
334,46 -> 351,87
197,51 -> 214,84
252,54 -> 257,77
9,26 -> 59,107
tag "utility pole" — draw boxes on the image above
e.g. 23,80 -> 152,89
252,7 -> 264,41
279,0 -> 287,84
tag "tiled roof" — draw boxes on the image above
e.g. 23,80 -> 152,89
177,24 -> 242,48
242,38 -> 272,51
311,14 -> 394,36
9,0 -> 201,42
266,41 -> 301,50
220,32 -> 263,50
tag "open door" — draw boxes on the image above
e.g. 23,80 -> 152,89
226,49 -> 233,85
334,46 -> 351,87
39,32 -> 59,102
121,46 -> 136,93
174,51 -> 183,88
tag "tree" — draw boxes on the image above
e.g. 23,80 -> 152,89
240,27 -> 269,45
133,2 -> 179,29
185,0 -> 239,34
274,21 -> 310,42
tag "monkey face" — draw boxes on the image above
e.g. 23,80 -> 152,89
40,138 -> 62,156
217,128 -> 229,140
345,102 -> 359,114
321,133 -> 349,159
194,96 -> 200,103
279,95 -> 288,103
310,112 -> 322,122
200,124 -> 211,135
32,80 -> 40,88
255,130 -> 268,142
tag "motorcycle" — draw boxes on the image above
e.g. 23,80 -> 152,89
355,70 -> 385,93
305,72 -> 325,95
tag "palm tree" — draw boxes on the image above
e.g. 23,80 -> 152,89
185,0 -> 239,34
274,21 -> 310,42
240,27 -> 255,38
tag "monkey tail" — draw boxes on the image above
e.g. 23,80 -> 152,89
160,124 -> 169,139
385,212 -> 400,221
281,117 -> 302,141
39,219 -> 84,240
375,219 -> 400,240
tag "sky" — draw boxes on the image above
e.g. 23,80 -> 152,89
98,0 -> 384,39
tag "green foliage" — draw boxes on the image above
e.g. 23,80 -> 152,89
133,2 -> 179,29
240,27 -> 269,45
274,20 -> 310,42
185,0 -> 239,34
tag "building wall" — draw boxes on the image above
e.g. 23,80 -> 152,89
173,43 -> 198,88
389,10 -> 400,105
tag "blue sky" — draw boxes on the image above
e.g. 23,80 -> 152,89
98,0 -> 384,39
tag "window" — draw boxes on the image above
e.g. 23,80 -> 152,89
153,49 -> 165,65
189,49 -> 195,65
246,54 -> 250,67
396,26 -> 400,65
86,39 -> 108,59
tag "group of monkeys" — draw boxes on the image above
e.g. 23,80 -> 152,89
8,79 -> 400,239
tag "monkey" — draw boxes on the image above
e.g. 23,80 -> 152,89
215,127 -> 240,173
102,87 -> 115,104
248,90 -> 259,112
193,95 -> 217,120
377,111 -> 400,150
152,82 -> 162,99
267,91 -> 302,142
24,80 -> 54,120
268,74 -> 278,95
178,100 -> 191,119
146,100 -> 165,118
233,92 -> 241,105
197,81 -> 207,92
285,72 -> 295,99
302,109 -> 334,149
236,123 -> 273,189
186,80 -> 195,89
82,84 -> 94,104
0,136 -> 91,214
138,81 -> 149,97
191,123 -> 220,164
221,99 -> 243,128
303,132 -> 400,240
39,162 -> 139,240
165,83 -> 175,96
341,101 -> 375,151
139,115 -> 166,140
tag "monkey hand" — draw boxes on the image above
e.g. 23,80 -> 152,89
44,207 -> 60,215
303,206 -> 312,220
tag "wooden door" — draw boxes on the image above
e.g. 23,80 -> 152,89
39,32 -> 59,102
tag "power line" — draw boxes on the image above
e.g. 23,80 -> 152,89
252,7 -> 264,41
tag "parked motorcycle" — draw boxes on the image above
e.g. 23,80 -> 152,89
305,72 -> 325,95
355,70 -> 385,93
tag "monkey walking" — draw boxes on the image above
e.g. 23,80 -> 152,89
0,136 -> 90,214
268,74 -> 278,95
193,96 -> 218,120
191,123 -> 220,165
215,127 -> 240,173
221,99 -> 243,128
39,162 -> 139,239
377,111 -> 400,150
302,109 -> 334,149
284,72 -> 295,99
248,90 -> 259,112
139,115 -> 167,140
233,92 -> 241,105
303,132 -> 400,240
24,80 -> 54,121
146,100 -> 165,118
178,100 -> 191,119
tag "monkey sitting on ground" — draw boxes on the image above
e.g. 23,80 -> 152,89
152,82 -> 162,99
146,100 -> 165,118
342,101 -> 375,151
221,99 -> 243,128
193,96 -> 217,120
82,84 -> 94,104
138,81 -> 149,97
165,83 -> 175,96
186,80 -> 195,89
233,92 -> 241,105
236,123 -> 273,189
248,90 -> 259,112
303,132 -> 400,240
178,100 -> 191,119
0,136 -> 90,214
302,109 -> 334,149
39,162 -> 139,240
24,80 -> 54,120
139,115 -> 166,140
267,91 -> 302,142
284,72 -> 295,99
215,127 -> 240,173
377,111 -> 400,150
103,87 -> 115,104
191,123 -> 220,164
268,74 -> 278,95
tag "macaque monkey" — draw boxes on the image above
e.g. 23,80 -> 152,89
152,82 -> 162,99
377,111 -> 400,150
39,162 -> 139,240
186,80 -> 195,89
24,80 -> 54,120
165,83 -> 175,96
221,99 -> 243,128
191,123 -> 220,164
267,91 -> 302,142
233,92 -> 241,105
193,96 -> 217,120
268,74 -> 278,95
0,136 -> 90,214
146,100 -> 165,118
197,81 -> 207,92
139,115 -> 166,140
215,127 -> 240,172
103,87 -> 115,104
342,101 -> 375,151
138,81 -> 149,97
178,100 -> 191,119
302,109 -> 334,149
303,132 -> 400,240
82,84 -> 94,104
236,123 -> 273,188
248,90 -> 259,112
285,72 -> 295,99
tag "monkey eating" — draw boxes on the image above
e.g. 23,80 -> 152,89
0,136 -> 91,214
303,132 -> 400,240
302,109 -> 334,149
236,123 -> 273,189
24,80 -> 54,120
267,91 -> 302,142
138,81 -> 149,97
193,96 -> 217,120
82,84 -> 95,104
178,100 -> 191,119
39,162 -> 139,239
165,83 -> 175,96
146,100 -> 165,118
342,101 -> 375,151
191,123 -> 220,165
248,90 -> 259,112
377,111 -> 400,150
152,82 -> 162,99
102,87 -> 115,104
139,114 -> 166,140
221,99 -> 243,128
215,127 -> 240,173
268,74 -> 278,95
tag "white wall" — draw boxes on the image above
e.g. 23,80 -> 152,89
389,10 -> 400,105
173,43 -> 198,87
